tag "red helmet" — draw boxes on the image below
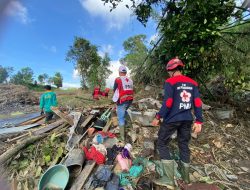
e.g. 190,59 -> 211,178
166,58 -> 184,71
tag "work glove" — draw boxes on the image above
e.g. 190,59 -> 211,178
151,118 -> 160,127
40,109 -> 44,115
192,123 -> 202,134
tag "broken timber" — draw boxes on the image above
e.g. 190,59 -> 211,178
8,119 -> 64,142
0,134 -> 47,165
33,119 -> 64,135
51,106 -> 74,126
81,115 -> 94,128
69,118 -> 112,190
18,115 -> 45,126
69,161 -> 96,190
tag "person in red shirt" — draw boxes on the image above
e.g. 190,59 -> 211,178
93,85 -> 101,100
152,58 -> 203,188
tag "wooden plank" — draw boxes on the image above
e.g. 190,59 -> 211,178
69,161 -> 96,190
68,119 -> 111,190
51,107 -> 74,126
102,119 -> 112,132
18,115 -> 45,126
80,115 -> 94,128
32,119 -> 64,135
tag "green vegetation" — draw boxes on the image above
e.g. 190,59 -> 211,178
6,66 -> 64,90
66,37 -> 111,89
105,0 -> 250,100
53,72 -> 63,88
0,65 -> 13,83
38,73 -> 49,84
10,67 -> 34,85
121,34 -> 148,72
55,88 -> 111,108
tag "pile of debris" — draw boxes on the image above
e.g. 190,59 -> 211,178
0,98 -> 249,190
0,84 -> 39,115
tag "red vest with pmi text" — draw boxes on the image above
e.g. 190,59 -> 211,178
116,76 -> 134,103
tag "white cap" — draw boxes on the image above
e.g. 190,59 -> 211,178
119,65 -> 127,73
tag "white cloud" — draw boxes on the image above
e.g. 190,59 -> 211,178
106,60 -> 131,88
149,33 -> 159,44
79,0 -> 137,30
98,44 -> 113,58
72,69 -> 80,79
42,45 -> 57,53
62,82 -> 81,89
118,50 -> 125,59
103,44 -> 113,54
5,0 -> 30,24
98,51 -> 105,58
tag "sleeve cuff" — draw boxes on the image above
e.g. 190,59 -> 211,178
195,121 -> 203,124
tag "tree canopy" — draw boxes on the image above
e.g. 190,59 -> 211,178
66,37 -> 111,89
0,65 -> 13,83
104,0 -> 249,93
121,34 -> 148,73
53,72 -> 63,88
10,67 -> 34,85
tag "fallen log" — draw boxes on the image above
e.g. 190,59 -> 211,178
0,134 -> 47,165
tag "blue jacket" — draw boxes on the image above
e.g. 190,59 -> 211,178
156,75 -> 203,124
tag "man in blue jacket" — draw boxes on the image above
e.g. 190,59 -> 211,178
152,58 -> 203,188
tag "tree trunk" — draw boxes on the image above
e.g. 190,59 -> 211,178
0,134 -> 47,165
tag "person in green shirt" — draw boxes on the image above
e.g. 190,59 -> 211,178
40,85 -> 58,123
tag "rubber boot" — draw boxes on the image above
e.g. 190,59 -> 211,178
153,160 -> 175,189
119,126 -> 125,142
180,161 -> 190,184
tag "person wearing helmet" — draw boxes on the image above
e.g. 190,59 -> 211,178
151,58 -> 203,188
112,65 -> 134,142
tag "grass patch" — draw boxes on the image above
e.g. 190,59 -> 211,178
56,89 -> 112,108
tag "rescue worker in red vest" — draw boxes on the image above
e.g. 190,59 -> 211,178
112,65 -> 133,142
151,58 -> 203,189
93,85 -> 101,100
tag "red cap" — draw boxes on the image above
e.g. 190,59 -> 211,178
166,58 -> 184,71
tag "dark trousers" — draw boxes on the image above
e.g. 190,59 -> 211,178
45,112 -> 54,123
157,121 -> 192,163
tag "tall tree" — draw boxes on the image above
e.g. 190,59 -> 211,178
10,67 -> 34,85
38,75 -> 44,84
66,37 -> 111,89
102,0 -> 240,83
121,34 -> 148,74
53,72 -> 63,88
0,65 -> 13,83
47,77 -> 54,85
38,73 -> 49,84
66,37 -> 100,89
